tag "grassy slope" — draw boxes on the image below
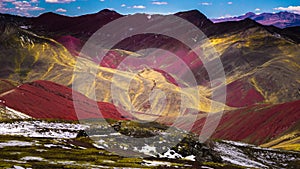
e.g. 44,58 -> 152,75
0,119 -> 245,169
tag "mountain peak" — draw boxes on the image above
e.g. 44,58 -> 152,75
175,9 -> 207,18
38,12 -> 60,17
277,11 -> 294,15
96,9 -> 122,16
245,12 -> 256,17
212,11 -> 300,28
98,9 -> 115,13
36,12 -> 67,20
175,9 -> 213,29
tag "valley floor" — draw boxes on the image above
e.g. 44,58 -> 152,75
0,120 -> 299,169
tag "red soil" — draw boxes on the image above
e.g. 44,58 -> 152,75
55,35 -> 83,56
153,68 -> 178,86
225,80 -> 265,107
97,49 -> 203,87
0,80 -> 135,121
190,100 -> 300,145
0,80 -> 298,146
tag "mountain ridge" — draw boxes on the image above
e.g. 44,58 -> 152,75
0,9 -> 299,106
212,11 -> 300,28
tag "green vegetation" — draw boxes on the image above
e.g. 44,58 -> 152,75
0,135 -> 244,169
0,135 -> 148,168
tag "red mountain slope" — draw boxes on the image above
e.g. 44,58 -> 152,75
224,80 -> 264,107
0,80 -> 135,121
55,35 -> 83,56
190,100 -> 300,145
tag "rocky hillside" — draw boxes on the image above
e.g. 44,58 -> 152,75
0,119 -> 299,168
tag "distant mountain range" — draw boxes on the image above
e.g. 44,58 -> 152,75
211,11 -> 300,28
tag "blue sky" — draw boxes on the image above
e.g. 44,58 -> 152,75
0,0 -> 300,18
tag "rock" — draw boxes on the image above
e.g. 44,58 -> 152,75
76,130 -> 88,138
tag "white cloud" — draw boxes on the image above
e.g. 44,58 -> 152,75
0,0 -> 44,16
217,14 -> 234,19
77,6 -> 80,9
13,1 -> 44,11
31,0 -> 38,3
274,6 -> 300,14
132,5 -> 146,9
255,8 -> 260,11
121,4 -> 126,7
56,8 -> 67,12
152,1 -> 168,5
200,2 -> 212,6
45,0 -> 75,3
2,0 -> 15,2
13,1 -> 31,8
99,0 -> 104,2
227,2 -> 233,5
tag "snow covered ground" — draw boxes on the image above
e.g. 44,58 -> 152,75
214,140 -> 300,169
0,140 -> 34,148
0,120 -> 88,138
0,106 -> 31,120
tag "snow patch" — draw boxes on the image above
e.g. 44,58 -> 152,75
138,145 -> 157,156
184,155 -> 196,161
214,141 -> 267,168
201,166 -> 214,169
0,120 -> 88,139
14,166 -> 25,169
142,160 -> 171,167
0,107 -> 32,119
0,140 -> 33,148
222,140 -> 254,147
20,25 -> 31,29
20,156 -> 45,161
159,149 -> 183,159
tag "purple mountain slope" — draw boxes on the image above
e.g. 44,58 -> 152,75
211,12 -> 300,28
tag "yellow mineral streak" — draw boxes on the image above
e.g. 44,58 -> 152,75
261,131 -> 300,152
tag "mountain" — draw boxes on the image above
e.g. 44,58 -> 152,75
211,12 -> 300,28
261,130 -> 300,151
0,9 -> 299,110
0,80 -> 135,120
202,25 -> 300,106
189,100 -> 300,145
212,12 -> 257,23
175,9 -> 214,32
0,21 -> 229,122
1,9 -> 299,104
55,35 -> 83,56
31,9 -> 123,41
0,79 -> 18,94
0,9 -> 299,157
26,10 -> 300,106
